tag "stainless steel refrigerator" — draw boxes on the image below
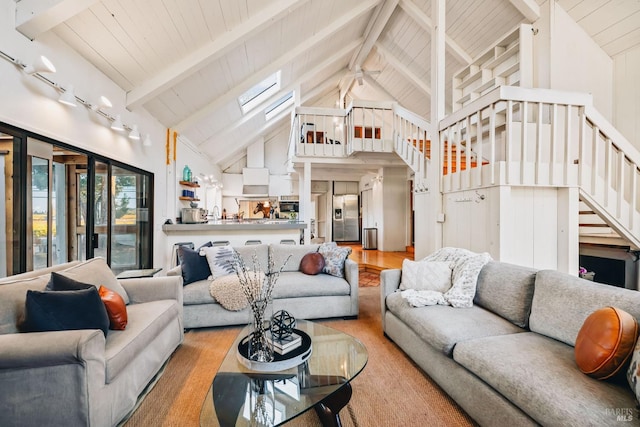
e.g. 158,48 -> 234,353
332,195 -> 359,241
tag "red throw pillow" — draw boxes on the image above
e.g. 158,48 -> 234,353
300,252 -> 325,275
99,285 -> 128,330
575,306 -> 638,380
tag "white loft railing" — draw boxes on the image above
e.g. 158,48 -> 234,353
438,86 -> 640,248
289,100 -> 397,159
393,105 -> 432,183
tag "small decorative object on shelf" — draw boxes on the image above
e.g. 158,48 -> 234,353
579,266 -> 595,281
230,250 -> 291,363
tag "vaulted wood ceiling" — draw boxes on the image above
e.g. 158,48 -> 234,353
14,0 -> 640,171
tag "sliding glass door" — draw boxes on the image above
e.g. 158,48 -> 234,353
0,123 -> 153,277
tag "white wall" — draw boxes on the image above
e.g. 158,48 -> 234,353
441,185 -> 578,272
614,45 -> 640,149
378,167 -> 408,251
534,1 -> 613,120
0,2 -> 216,270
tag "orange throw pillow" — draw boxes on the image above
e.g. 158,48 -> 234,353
575,306 -> 638,380
99,285 -> 128,330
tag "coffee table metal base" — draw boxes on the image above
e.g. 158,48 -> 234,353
314,382 -> 352,427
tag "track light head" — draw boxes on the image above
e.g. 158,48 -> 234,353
24,55 -> 56,75
111,114 -> 125,131
58,84 -> 77,107
129,125 -> 141,140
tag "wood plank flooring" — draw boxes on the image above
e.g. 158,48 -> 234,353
340,243 -> 414,272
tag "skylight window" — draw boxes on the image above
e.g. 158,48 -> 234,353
265,91 -> 294,121
239,71 -> 281,114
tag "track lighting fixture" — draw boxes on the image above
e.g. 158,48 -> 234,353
23,55 -> 56,75
111,115 -> 125,131
128,125 -> 141,140
1,48 -> 150,143
90,95 -> 113,111
58,84 -> 77,107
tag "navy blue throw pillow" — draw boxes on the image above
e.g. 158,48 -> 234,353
178,245 -> 211,285
24,288 -> 110,337
46,271 -> 93,291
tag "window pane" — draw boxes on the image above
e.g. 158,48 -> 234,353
110,166 -> 151,274
0,133 -> 14,278
31,157 -> 49,271
94,161 -> 109,260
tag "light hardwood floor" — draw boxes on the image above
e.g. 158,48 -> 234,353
340,243 -> 414,272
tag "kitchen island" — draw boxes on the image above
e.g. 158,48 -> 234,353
162,220 -> 307,270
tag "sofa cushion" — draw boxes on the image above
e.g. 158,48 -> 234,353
272,272 -> 350,299
529,270 -> 640,346
453,332 -> 638,426
400,260 -> 453,293
183,279 -> 215,305
235,244 -> 269,272
422,247 -> 491,308
99,286 -> 128,330
473,261 -> 537,328
24,288 -> 110,337
201,245 -> 236,280
58,258 -> 130,304
300,252 -> 325,275
177,245 -> 211,285
104,299 -> 179,383
385,291 -> 524,356
575,306 -> 638,380
46,272 -> 93,291
271,244 -> 320,272
319,244 -> 352,277
627,341 -> 640,405
0,275 -> 49,334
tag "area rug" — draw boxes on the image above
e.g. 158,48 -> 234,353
125,286 -> 476,426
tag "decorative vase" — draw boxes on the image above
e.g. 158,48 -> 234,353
249,378 -> 275,426
247,299 -> 274,362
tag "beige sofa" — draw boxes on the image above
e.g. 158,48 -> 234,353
169,243 -> 359,329
0,258 -> 184,427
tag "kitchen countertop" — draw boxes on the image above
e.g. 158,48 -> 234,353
162,220 -> 307,232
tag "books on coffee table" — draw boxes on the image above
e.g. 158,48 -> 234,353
268,333 -> 302,355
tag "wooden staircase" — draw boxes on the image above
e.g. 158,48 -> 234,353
409,139 -> 488,174
579,200 -> 637,249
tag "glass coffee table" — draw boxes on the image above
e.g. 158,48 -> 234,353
200,319 -> 368,427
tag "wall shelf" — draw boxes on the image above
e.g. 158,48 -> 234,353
179,196 -> 200,201
179,180 -> 200,187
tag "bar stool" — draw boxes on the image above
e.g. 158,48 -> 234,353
212,240 -> 230,246
280,239 -> 296,245
245,240 -> 262,245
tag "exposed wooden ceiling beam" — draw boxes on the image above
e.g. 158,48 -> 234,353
16,0 -> 99,40
349,0 -> 399,71
125,0 -> 310,110
173,0 -> 377,132
374,43 -> 431,95
509,0 -> 541,23
398,0 -> 472,65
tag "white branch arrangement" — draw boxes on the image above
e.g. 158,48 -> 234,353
230,250 -> 291,310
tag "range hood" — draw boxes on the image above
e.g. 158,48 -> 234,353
242,168 -> 269,196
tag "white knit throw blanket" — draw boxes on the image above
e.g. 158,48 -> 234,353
401,247 -> 492,308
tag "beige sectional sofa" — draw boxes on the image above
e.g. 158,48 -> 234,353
381,261 -> 640,426
0,258 -> 184,427
169,243 -> 359,329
